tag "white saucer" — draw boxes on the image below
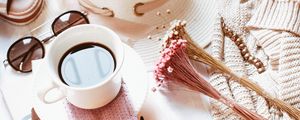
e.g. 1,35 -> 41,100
32,44 -> 149,120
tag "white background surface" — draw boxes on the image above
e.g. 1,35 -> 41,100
0,54 -> 13,120
0,0 -> 214,119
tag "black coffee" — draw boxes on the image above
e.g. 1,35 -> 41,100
58,42 -> 116,88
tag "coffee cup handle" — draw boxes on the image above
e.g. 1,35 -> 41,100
37,82 -> 65,104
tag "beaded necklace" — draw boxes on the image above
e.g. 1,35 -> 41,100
221,18 -> 265,73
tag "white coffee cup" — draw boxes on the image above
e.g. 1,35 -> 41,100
37,24 -> 124,109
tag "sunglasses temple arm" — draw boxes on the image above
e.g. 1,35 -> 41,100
30,19 -> 56,34
41,17 -> 86,44
41,35 -> 55,44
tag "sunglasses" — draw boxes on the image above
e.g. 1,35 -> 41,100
3,10 -> 90,73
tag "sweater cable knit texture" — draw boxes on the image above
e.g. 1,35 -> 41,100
209,0 -> 300,119
247,0 -> 300,111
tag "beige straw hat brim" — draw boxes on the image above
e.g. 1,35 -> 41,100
86,0 -> 218,71
134,0 -> 218,71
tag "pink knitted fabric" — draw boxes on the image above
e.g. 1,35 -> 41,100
64,81 -> 138,120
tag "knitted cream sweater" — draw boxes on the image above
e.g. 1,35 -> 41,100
209,0 -> 300,119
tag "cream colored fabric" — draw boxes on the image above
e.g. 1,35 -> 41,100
209,0 -> 300,119
247,0 -> 300,111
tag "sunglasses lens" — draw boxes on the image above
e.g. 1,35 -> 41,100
7,37 -> 44,72
52,11 -> 89,35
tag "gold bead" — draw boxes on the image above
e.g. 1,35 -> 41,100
231,37 -> 237,42
242,48 -> 248,55
224,26 -> 228,30
227,31 -> 233,37
255,62 -> 263,67
248,56 -> 254,61
231,33 -> 237,39
156,12 -> 161,16
166,9 -> 171,14
258,67 -> 265,73
253,58 -> 258,63
244,53 -> 250,60
239,43 -> 245,50
236,37 -> 242,43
